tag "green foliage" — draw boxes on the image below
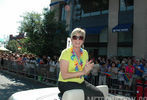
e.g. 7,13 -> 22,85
6,38 -> 29,53
16,8 -> 68,56
18,38 -> 29,53
19,12 -> 42,35
18,12 -> 43,54
40,8 -> 68,56
6,40 -> 20,53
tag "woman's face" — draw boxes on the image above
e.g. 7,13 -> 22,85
71,33 -> 84,48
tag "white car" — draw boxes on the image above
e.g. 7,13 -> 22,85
8,87 -> 60,100
8,85 -> 128,100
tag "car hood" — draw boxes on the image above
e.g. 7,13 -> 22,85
8,87 -> 60,100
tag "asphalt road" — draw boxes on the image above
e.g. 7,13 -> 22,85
0,71 -> 49,100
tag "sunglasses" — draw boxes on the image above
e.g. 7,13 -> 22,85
72,35 -> 84,40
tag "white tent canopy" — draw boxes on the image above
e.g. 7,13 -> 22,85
0,46 -> 10,52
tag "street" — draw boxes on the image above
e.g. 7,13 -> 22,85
0,71 -> 49,100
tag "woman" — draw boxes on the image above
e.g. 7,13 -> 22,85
58,28 -> 104,100
109,62 -> 118,94
125,60 -> 135,90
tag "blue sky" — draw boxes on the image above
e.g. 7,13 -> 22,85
0,0 -> 50,41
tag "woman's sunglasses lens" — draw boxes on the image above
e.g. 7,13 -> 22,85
79,36 -> 83,40
72,36 -> 83,40
72,36 -> 77,40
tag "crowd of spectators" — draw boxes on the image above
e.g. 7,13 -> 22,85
0,52 -> 147,96
87,56 -> 146,96
0,52 -> 60,83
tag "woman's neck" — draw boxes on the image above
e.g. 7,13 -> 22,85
73,47 -> 81,56
73,46 -> 80,51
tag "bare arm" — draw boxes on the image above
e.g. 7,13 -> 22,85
60,59 -> 85,80
60,59 -> 94,80
83,60 -> 94,75
136,66 -> 144,73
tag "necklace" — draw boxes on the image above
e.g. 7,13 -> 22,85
70,47 -> 83,72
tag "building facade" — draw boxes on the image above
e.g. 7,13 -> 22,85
50,0 -> 147,59
9,33 -> 25,40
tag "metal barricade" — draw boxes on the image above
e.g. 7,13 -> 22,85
0,57 -> 58,86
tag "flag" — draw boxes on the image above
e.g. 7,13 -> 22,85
104,72 -> 111,77
123,73 -> 130,82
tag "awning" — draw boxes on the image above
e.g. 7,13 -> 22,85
0,46 -> 10,52
85,26 -> 106,34
112,23 -> 133,32
0,38 -> 4,42
50,0 -> 68,6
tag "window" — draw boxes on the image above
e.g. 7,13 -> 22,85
85,27 -> 108,43
118,47 -> 132,56
61,7 -> 66,21
98,47 -> 107,56
99,28 -> 108,42
118,31 -> 133,43
79,0 -> 108,15
120,0 -> 134,11
86,34 -> 98,43
86,47 -> 107,57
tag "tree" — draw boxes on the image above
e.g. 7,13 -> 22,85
41,8 -> 68,56
18,12 -> 43,55
6,40 -> 20,53
6,38 -> 29,53
17,9 -> 68,56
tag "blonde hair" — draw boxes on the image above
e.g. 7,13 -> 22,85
70,28 -> 86,40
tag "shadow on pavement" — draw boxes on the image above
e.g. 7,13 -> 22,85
0,71 -> 49,100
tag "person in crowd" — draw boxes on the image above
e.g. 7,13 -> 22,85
24,55 -> 31,74
22,54 -> 28,73
39,56 -> 45,77
116,60 -> 121,68
118,68 -> 125,95
109,62 -> 118,94
143,62 -> 147,81
105,58 -> 111,87
17,54 -> 23,65
119,60 -> 127,71
35,55 -> 41,75
125,60 -> 135,91
91,59 -> 100,86
29,55 -> 37,75
55,60 -> 60,79
16,54 -> 24,72
10,54 -> 16,71
49,58 -> 56,78
134,59 -> 144,80
58,28 -> 104,100
42,55 -> 48,78
99,62 -> 107,85
101,57 -> 106,64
